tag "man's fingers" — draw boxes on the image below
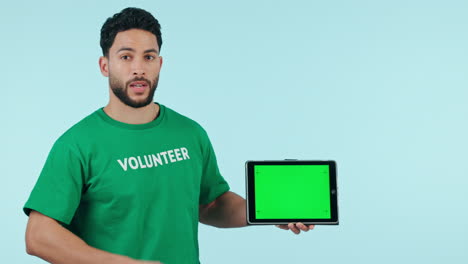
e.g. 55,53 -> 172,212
288,223 -> 300,234
275,224 -> 289,230
276,223 -> 315,234
296,222 -> 309,232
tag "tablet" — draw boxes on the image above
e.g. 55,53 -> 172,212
245,160 -> 338,225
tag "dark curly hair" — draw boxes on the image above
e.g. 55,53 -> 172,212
100,7 -> 162,57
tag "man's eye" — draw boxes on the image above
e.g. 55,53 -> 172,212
146,55 -> 155,60
121,55 -> 130,60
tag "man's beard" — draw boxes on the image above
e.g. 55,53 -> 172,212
109,74 -> 159,108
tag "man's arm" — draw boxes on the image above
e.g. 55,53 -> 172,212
25,210 -> 160,264
199,191 -> 247,228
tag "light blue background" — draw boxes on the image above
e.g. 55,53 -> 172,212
2,0 -> 467,263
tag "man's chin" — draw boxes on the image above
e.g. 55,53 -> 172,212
110,84 -> 155,108
124,97 -> 153,108
126,101 -> 151,108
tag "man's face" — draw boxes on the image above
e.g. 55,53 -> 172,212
100,29 -> 162,108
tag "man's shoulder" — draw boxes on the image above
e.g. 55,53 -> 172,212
163,105 -> 207,134
55,109 -> 102,144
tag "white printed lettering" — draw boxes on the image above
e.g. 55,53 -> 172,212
160,151 -> 169,164
129,157 -> 138,170
181,147 -> 190,160
174,149 -> 182,161
117,147 -> 191,172
137,156 -> 147,169
167,150 -> 176,163
117,158 -> 128,171
152,154 -> 163,166
144,155 -> 154,168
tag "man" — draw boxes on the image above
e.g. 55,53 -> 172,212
24,7 -> 314,264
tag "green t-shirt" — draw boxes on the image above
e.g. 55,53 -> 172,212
24,104 -> 230,264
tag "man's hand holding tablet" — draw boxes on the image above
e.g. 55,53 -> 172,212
275,223 -> 316,234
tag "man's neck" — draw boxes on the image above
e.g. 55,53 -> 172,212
103,101 -> 160,125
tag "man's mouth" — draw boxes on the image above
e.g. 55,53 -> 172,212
129,81 -> 149,93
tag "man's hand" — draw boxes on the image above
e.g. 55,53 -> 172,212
275,222 -> 315,234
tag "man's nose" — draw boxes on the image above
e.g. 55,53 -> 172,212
132,59 -> 146,76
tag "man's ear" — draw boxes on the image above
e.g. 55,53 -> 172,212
99,56 -> 109,77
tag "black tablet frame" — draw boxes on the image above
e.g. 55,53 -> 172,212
245,160 -> 339,225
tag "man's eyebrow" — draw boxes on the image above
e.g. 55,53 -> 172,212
116,47 -> 135,53
144,48 -> 159,54
115,47 -> 159,54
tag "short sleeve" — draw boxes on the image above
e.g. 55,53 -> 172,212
199,134 -> 230,205
23,138 -> 85,225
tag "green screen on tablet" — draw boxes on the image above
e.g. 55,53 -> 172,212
254,165 -> 331,219
246,160 -> 338,225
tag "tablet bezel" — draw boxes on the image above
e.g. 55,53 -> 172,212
245,160 -> 339,225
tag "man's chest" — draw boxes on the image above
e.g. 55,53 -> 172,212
79,135 -> 204,205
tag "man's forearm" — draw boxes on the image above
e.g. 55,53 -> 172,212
26,211 -> 138,264
199,191 -> 248,228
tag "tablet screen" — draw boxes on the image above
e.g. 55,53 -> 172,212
254,164 -> 331,219
246,160 -> 338,225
